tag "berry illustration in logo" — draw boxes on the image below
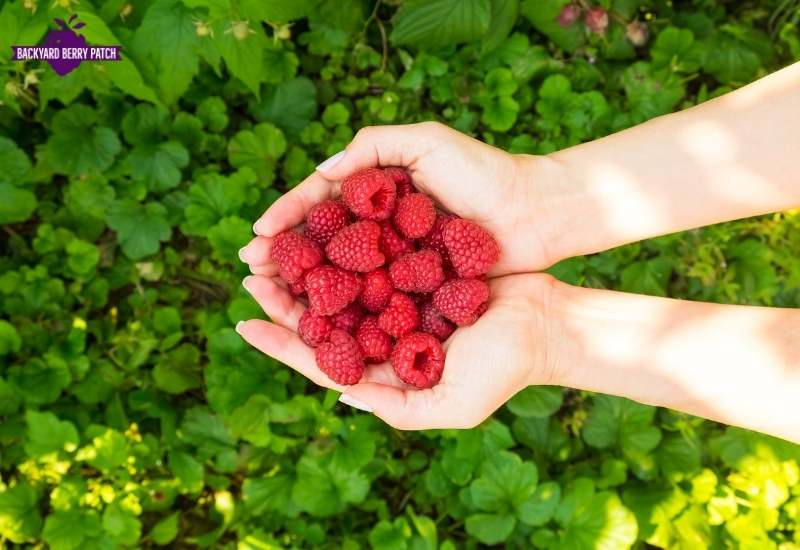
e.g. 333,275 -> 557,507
43,15 -> 87,76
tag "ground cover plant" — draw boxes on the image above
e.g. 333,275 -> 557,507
1,0 -> 799,548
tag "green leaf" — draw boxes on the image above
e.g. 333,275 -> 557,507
582,395 -> 662,457
228,123 -> 287,184
169,451 -> 205,493
153,344 -> 202,394
465,513 -> 515,544
102,502 -> 141,546
0,377 -> 22,415
482,0 -> 519,53
251,77 -> 318,136
0,319 -> 21,356
391,0 -> 492,50
702,30 -> 763,84
66,239 -> 100,275
622,62 -> 685,122
620,257 -> 672,297
0,182 -> 37,224
107,200 -> 172,260
507,386 -> 563,418
518,481 -> 561,527
558,492 -> 638,549
45,104 -> 121,177
0,136 -> 31,185
521,0 -> 584,52
8,355 -> 72,405
149,512 -> 180,546
240,0 -> 314,22
42,509 -> 102,550
128,141 -> 189,193
651,27 -> 702,73
291,454 -> 369,516
181,168 -> 256,235
213,21 -> 267,97
25,410 -> 79,456
369,518 -> 410,550
135,0 -> 200,105
0,483 -> 42,543
207,216 -> 253,263
226,394 -> 272,446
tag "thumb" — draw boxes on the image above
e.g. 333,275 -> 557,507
317,122 -> 439,180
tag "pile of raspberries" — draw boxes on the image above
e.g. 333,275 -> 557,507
270,167 -> 499,389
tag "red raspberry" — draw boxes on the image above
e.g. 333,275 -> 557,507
270,230 -> 323,284
433,278 -> 490,326
305,200 -> 349,246
558,3 -> 581,27
389,250 -> 445,293
326,220 -> 385,272
359,268 -> 394,312
289,276 -> 306,297
355,316 -> 392,363
298,310 -> 333,347
315,329 -> 365,385
419,211 -> 455,266
420,301 -> 456,341
379,221 -> 413,262
305,266 -> 362,316
442,219 -> 500,278
384,167 -> 415,198
377,292 -> 419,338
391,332 -> 445,388
341,168 -> 396,220
394,193 -> 436,239
331,302 -> 365,334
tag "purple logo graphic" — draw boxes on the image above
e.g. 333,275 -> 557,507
11,15 -> 121,76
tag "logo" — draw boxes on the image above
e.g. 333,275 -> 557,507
11,15 -> 121,76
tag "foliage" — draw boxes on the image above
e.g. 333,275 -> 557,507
1,0 -> 799,548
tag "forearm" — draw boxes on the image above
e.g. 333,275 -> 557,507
542,62 -> 800,259
547,280 -> 800,443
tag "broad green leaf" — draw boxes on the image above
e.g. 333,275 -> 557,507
0,483 -> 42,543
521,0 -> 584,52
45,104 -> 121,177
507,386 -> 563,418
213,21 -> 267,97
0,136 -> 31,184
291,455 -> 369,517
207,216 -> 252,263
42,509 -> 103,550
169,451 -> 205,493
153,344 -> 202,394
64,174 -> 116,220
80,428 -> 129,471
226,394 -> 272,446
66,239 -> 100,275
620,257 -> 672,297
465,513 -> 515,544
242,475 -> 294,515
391,0 -> 492,50
0,320 -> 21,356
0,2 -> 50,63
250,77 -> 317,136
228,123 -> 286,184
128,141 -> 189,192
106,200 -> 172,260
197,96 -> 229,132
149,512 -> 180,546
622,485 -> 687,547
651,27 -> 702,73
8,355 -> 72,405
0,182 -> 37,224
657,434 -> 702,481
518,481 -> 561,527
25,410 -> 79,456
622,62 -> 685,122
558,492 -> 638,550
0,377 -> 22,415
702,31 -> 763,84
135,0 -> 200,105
482,0 -> 519,53
102,502 -> 141,546
369,518 -> 410,550
239,0 -> 315,22
582,395 -> 662,457
181,168 -> 256,235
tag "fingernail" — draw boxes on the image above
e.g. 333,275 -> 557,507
253,219 -> 267,236
235,321 -> 245,334
238,246 -> 248,262
339,393 -> 373,413
242,276 -> 253,292
316,150 -> 345,172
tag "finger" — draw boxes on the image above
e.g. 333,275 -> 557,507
253,172 -> 336,237
239,235 -> 273,266
341,382 -> 482,430
250,264 -> 278,276
318,122 -> 442,180
236,319 -> 345,391
243,275 -> 304,331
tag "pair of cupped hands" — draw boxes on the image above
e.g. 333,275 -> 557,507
238,122 -> 573,430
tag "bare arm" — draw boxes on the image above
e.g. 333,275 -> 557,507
547,279 -> 800,444
533,61 -> 800,260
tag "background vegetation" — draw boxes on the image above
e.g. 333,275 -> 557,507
1,0 -> 799,547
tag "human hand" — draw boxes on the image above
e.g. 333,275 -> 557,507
239,121 -> 571,276
236,272 -> 557,429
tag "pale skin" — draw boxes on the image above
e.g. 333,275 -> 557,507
238,61 -> 800,444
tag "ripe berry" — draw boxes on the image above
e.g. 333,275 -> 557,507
378,292 -> 419,338
305,265 -> 362,316
326,220 -> 385,272
315,329 -> 365,385
384,166 -> 415,197
379,221 -> 413,262
341,168 -> 396,220
355,316 -> 393,363
305,200 -> 349,246
331,302 -> 365,334
433,278 -> 490,326
443,219 -> 499,278
585,7 -> 608,34
270,230 -> 323,284
360,268 -> 394,312
289,276 -> 306,297
298,310 -> 333,347
391,332 -> 445,388
389,250 -> 445,294
419,211 -> 455,266
420,301 -> 456,341
394,193 -> 436,238
557,3 -> 581,27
